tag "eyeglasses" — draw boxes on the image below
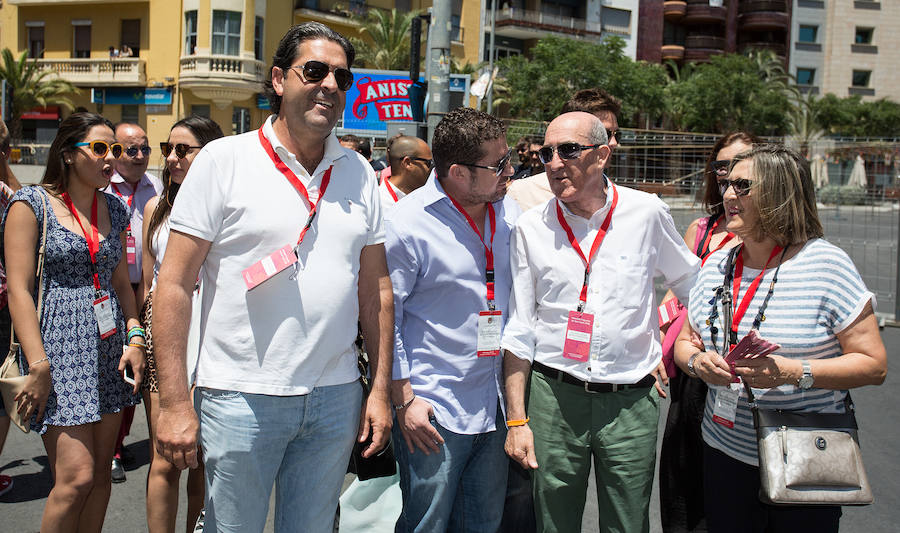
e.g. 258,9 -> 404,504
160,142 -> 203,159
75,141 -> 123,159
606,129 -> 621,143
711,159 -> 732,176
411,157 -> 433,168
459,149 -> 513,177
289,60 -> 354,92
124,144 -> 152,158
537,142 -> 602,165
718,178 -> 753,197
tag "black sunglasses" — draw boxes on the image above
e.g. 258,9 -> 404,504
719,177 -> 753,197
538,142 -> 602,165
606,129 -> 621,143
161,142 -> 203,159
411,156 -> 433,168
75,140 -> 123,158
124,144 -> 151,158
459,149 -> 513,177
290,60 -> 354,92
711,159 -> 732,176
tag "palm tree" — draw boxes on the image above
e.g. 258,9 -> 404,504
0,48 -> 77,141
350,8 -> 422,71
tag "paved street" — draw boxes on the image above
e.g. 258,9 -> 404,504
3,327 -> 898,532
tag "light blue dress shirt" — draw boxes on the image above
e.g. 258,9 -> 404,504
386,176 -> 520,435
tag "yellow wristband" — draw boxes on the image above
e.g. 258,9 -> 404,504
506,418 -> 530,428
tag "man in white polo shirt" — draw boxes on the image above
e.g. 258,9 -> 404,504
152,22 -> 393,532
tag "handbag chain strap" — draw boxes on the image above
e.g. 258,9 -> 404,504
7,188 -> 49,363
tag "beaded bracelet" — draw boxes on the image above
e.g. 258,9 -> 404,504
505,418 -> 530,428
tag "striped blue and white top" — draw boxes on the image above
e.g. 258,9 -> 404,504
687,238 -> 873,466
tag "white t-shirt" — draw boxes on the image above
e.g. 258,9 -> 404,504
149,218 -> 170,292
168,117 -> 384,395
378,176 -> 406,213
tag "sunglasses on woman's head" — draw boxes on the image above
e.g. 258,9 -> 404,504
712,159 -> 732,176
124,144 -> 152,158
160,142 -> 203,158
289,60 -> 354,92
75,140 -> 123,158
537,142 -> 602,165
719,177 -> 753,197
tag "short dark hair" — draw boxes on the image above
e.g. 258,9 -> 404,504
42,112 -> 115,194
561,88 -> 621,118
340,134 -> 361,150
265,22 -> 355,115
703,131 -> 760,216
357,138 -> 372,160
432,108 -> 506,180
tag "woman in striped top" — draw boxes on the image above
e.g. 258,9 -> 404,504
674,145 -> 887,532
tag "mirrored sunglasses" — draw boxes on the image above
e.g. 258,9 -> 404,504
291,60 -> 354,92
718,177 -> 753,197
125,144 -> 152,158
712,159 -> 732,176
538,142 -> 602,165
160,142 -> 203,159
75,140 -> 123,159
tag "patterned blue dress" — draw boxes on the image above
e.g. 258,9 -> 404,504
2,186 -> 139,434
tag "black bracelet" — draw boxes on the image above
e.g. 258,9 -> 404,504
393,394 -> 415,410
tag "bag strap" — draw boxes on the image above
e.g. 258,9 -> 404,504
6,188 -> 49,364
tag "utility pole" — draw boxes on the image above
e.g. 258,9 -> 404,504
427,0 -> 451,143
487,0 -> 497,114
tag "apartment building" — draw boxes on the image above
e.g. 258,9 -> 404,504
483,0 -> 640,62
0,0 -> 484,145
789,0 -> 899,101
637,0 -> 792,65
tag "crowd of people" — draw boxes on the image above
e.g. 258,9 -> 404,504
0,21 -> 888,533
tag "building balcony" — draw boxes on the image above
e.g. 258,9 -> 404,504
685,34 -> 726,51
33,58 -> 145,87
494,7 -> 603,41
684,48 -> 725,62
664,1 -> 687,21
741,41 -> 786,56
739,9 -> 789,31
661,44 -> 685,61
683,3 -> 727,25
179,55 -> 266,108
739,0 -> 788,13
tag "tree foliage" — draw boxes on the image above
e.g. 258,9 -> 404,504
0,48 -> 77,141
350,9 -> 421,71
810,94 -> 900,137
498,36 -> 668,127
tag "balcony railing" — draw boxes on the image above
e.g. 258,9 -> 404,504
179,55 -> 265,85
739,0 -> 788,13
685,34 -> 726,50
33,58 -> 145,87
495,7 -> 603,36
664,1 -> 687,20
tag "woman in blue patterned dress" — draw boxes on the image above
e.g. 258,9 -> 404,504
3,113 -> 146,532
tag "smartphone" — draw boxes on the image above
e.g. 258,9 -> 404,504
123,364 -> 136,386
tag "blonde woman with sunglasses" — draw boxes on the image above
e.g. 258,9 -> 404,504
2,112 -> 145,532
138,116 -> 223,533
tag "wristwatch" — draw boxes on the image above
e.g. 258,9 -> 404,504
798,360 -> 814,389
687,352 -> 702,378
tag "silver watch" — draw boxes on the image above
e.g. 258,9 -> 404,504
687,352 -> 701,377
798,360 -> 814,389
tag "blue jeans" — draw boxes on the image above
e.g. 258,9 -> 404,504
198,381 -> 362,533
394,407 -> 508,533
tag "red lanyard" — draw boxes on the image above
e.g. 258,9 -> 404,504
384,178 -> 399,202
61,192 -> 103,292
700,216 -> 736,266
555,184 -> 619,312
730,244 -> 783,337
447,194 -> 497,309
111,182 -> 135,234
258,128 -> 332,246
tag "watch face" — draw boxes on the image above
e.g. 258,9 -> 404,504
799,375 -> 814,389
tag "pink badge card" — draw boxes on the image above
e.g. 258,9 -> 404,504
563,311 -> 594,362
242,244 -> 298,291
126,235 -> 136,265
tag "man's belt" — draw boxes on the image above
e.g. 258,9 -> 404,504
532,361 -> 656,393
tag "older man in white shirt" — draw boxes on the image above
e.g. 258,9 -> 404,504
501,112 -> 699,532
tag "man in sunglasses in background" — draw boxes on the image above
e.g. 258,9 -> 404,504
380,135 -> 432,211
507,88 -> 621,212
501,112 -> 699,532
386,107 -> 519,532
103,120 -> 161,484
152,22 -> 393,533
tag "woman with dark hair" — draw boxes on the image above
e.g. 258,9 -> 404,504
2,112 -> 145,531
674,145 -> 886,531
658,131 -> 758,532
139,116 -> 223,533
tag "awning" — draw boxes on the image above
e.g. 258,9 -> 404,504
21,106 -> 60,120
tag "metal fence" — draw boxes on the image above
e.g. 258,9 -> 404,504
504,121 -> 900,322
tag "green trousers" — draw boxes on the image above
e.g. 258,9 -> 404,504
529,371 -> 660,533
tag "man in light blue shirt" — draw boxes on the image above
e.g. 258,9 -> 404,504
386,107 -> 519,532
